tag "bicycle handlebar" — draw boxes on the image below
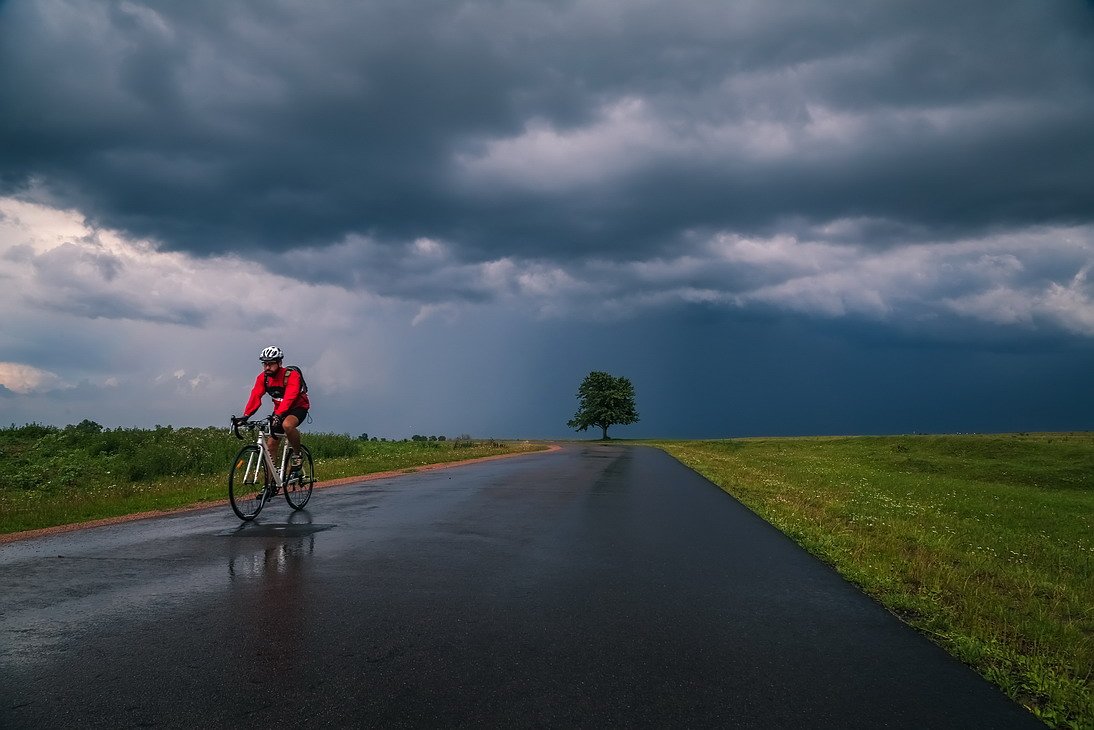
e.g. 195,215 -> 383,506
229,415 -> 274,440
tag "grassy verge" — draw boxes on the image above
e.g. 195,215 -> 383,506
647,434 -> 1093,729
0,422 -> 546,535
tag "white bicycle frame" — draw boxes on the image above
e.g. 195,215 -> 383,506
238,421 -> 293,490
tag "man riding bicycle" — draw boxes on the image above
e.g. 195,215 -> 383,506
236,346 -> 310,476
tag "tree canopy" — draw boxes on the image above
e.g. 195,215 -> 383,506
566,371 -> 639,440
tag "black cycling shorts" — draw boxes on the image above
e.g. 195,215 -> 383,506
272,407 -> 309,437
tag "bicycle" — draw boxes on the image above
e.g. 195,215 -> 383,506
228,415 -> 315,521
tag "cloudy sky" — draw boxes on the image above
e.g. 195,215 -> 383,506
2,0 -> 1094,439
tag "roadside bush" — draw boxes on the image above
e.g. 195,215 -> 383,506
0,424 -> 240,489
0,422 -> 505,493
3,422 -> 58,440
307,432 -> 362,459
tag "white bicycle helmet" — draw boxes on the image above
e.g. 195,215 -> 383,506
259,345 -> 284,362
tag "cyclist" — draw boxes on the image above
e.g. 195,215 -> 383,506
237,346 -> 310,477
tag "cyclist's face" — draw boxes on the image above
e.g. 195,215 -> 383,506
264,360 -> 281,372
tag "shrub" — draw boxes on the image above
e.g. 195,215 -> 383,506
306,431 -> 362,459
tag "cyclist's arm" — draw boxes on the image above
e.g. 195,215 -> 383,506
242,373 -> 265,418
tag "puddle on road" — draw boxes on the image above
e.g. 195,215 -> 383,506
219,523 -> 337,538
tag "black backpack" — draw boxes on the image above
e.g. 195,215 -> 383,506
265,365 -> 308,398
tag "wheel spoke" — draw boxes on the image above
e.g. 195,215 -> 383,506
285,446 -> 314,510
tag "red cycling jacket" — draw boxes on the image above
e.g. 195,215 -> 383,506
243,366 -> 310,417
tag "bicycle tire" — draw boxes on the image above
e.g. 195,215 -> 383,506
229,444 -> 268,520
284,445 -> 314,510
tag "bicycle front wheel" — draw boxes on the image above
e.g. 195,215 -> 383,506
284,445 -> 314,510
229,444 -> 268,520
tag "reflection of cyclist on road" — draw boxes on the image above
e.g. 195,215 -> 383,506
240,346 -> 310,475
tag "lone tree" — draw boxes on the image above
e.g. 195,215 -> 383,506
567,371 -> 640,440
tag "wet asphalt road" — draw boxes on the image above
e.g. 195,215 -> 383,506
1,444 -> 1039,728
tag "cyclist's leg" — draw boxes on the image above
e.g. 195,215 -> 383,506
266,434 -> 280,458
282,414 -> 302,455
281,407 -> 308,463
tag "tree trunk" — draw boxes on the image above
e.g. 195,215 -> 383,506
601,425 -> 609,440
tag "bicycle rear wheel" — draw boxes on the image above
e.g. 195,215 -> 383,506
229,444 -> 268,520
284,444 -> 314,510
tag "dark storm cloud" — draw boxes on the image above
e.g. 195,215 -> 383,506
2,0 -> 1092,274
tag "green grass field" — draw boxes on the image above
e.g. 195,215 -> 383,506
0,422 -> 545,535
649,434 -> 1093,729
